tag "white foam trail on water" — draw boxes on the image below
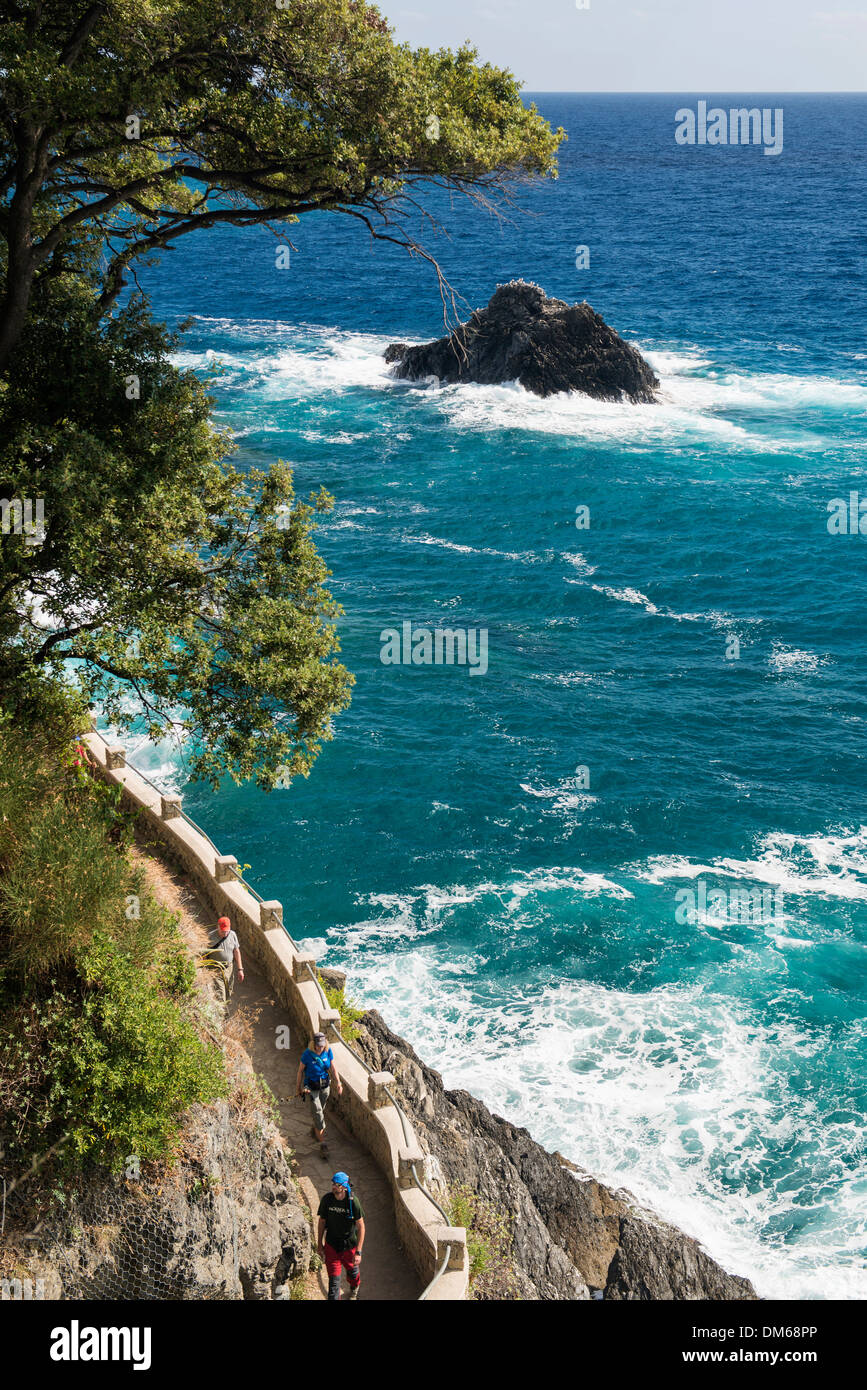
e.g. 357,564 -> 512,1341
561,551 -> 597,576
592,583 -> 661,615
636,827 -> 867,903
519,779 -> 598,818
401,531 -> 549,564
587,583 -> 762,631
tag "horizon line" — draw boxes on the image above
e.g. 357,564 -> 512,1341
522,89 -> 867,95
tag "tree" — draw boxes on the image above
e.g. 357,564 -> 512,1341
0,0 -> 563,368
0,278 -> 353,788
0,0 -> 561,788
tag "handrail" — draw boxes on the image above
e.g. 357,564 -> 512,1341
410,1162 -> 451,1225
419,1243 -> 452,1302
304,960 -> 331,1012
95,745 -> 308,950
385,1086 -> 413,1147
300,966 -> 449,1241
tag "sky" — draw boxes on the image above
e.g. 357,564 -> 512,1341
381,0 -> 867,91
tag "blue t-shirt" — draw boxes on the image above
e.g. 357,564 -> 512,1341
301,1047 -> 333,1087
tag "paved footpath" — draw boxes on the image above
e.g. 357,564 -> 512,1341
136,842 -> 422,1302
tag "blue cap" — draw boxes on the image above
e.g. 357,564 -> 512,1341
332,1171 -> 350,1188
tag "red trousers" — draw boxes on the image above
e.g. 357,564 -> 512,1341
323,1243 -> 361,1287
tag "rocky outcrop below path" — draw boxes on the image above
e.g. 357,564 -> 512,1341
356,1009 -> 758,1302
4,1100 -> 311,1301
385,281 -> 659,402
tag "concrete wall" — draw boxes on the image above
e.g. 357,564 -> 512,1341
83,730 -> 468,1302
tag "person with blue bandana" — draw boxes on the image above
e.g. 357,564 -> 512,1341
318,1172 -> 365,1301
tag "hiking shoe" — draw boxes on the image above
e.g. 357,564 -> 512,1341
319,1141 -> 329,1159
348,1286 -> 360,1301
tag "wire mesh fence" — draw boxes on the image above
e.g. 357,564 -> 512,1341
0,1102 -> 303,1301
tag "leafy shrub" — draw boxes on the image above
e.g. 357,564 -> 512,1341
0,703 -> 227,1174
447,1183 -> 522,1300
318,975 -> 364,1042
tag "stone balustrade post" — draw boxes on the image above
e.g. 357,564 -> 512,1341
105,745 -> 126,770
293,952 -> 316,982
319,1008 -> 341,1040
367,1071 -> 395,1109
214,854 -> 238,883
397,1145 -> 425,1189
260,900 -> 283,930
435,1227 -> 467,1271
161,795 -> 182,820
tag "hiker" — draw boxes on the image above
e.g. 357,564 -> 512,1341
296,1032 -> 343,1156
69,738 -> 95,781
318,1172 -> 365,1301
202,915 -> 244,1003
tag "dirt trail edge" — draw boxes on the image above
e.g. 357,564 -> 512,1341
135,840 -> 422,1302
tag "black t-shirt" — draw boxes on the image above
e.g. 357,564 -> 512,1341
318,1192 -> 364,1251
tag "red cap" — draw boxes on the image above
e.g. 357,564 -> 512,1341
217,916 -> 231,933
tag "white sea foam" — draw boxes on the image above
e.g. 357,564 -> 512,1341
586,583 -> 760,631
401,531 -> 547,564
561,551 -> 596,576
529,670 -> 599,686
301,430 -> 371,444
591,583 -> 660,615
768,642 -> 828,676
637,827 -> 867,903
175,320 -> 867,454
338,943 -> 867,1299
519,780 -> 598,817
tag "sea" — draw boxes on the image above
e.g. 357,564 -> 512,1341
125,94 -> 867,1298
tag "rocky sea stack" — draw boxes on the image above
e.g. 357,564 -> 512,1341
385,281 -> 659,402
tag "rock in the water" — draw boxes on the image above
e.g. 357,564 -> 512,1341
385,280 -> 659,402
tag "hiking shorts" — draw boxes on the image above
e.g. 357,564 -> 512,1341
323,1243 -> 360,1289
308,1084 -> 330,1132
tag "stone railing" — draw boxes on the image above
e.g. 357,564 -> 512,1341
82,729 -> 468,1301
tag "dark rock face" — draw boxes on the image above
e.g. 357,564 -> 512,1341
385,280 -> 659,402
605,1214 -> 758,1302
357,1009 -> 758,1302
7,1103 -> 311,1301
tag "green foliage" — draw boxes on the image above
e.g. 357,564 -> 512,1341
447,1183 -> 521,1301
0,1 -> 563,354
0,708 -> 227,1173
0,1 -> 561,789
0,284 -> 354,788
319,974 -> 364,1042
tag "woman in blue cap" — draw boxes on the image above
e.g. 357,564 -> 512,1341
317,1172 -> 365,1301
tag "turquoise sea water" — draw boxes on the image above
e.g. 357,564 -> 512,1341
128,96 -> 867,1297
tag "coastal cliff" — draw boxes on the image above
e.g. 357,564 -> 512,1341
1,1066 -> 312,1302
4,1101 -> 311,1302
353,1008 -> 758,1302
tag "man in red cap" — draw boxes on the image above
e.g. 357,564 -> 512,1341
203,916 -> 244,1004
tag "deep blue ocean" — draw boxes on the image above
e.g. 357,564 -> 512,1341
126,95 -> 867,1297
